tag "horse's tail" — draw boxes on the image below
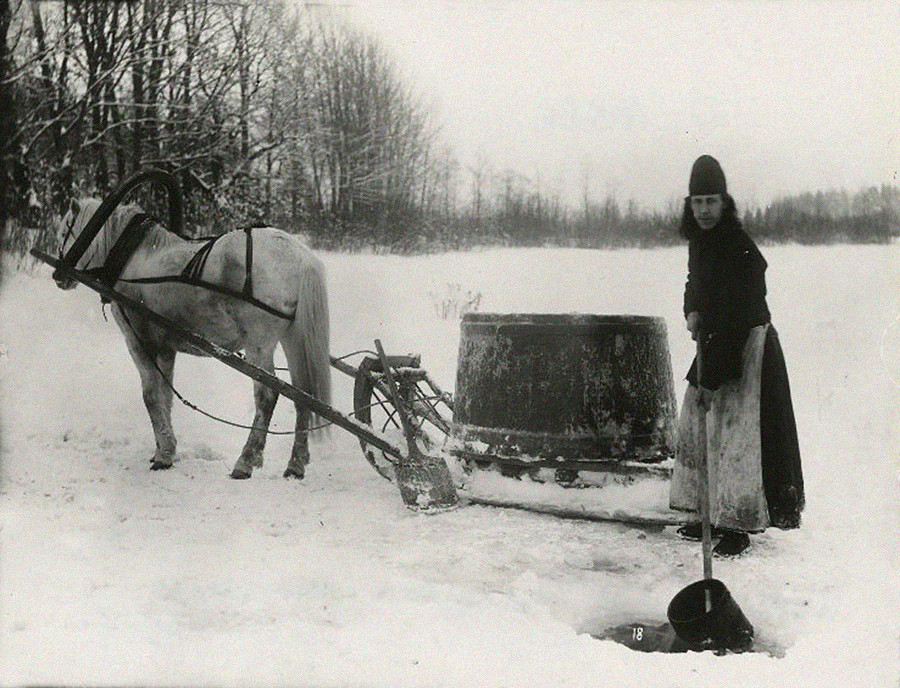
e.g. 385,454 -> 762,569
293,252 -> 332,435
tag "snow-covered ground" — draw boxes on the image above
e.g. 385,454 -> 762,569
1,243 -> 897,687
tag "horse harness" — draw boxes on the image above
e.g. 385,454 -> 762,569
90,212 -> 301,436
87,214 -> 293,320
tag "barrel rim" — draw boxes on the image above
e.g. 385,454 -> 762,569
460,312 -> 666,326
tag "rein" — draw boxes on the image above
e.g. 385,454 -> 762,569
114,305 -> 298,436
115,304 -> 357,436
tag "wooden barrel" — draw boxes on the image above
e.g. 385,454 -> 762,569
450,313 -> 677,471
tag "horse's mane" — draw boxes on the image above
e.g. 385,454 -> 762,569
69,198 -> 149,270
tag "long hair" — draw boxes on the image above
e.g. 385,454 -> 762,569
679,193 -> 739,241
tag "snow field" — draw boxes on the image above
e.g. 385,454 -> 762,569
1,243 -> 897,686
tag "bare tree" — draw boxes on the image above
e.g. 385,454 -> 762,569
279,24 -> 437,244
5,0 -> 443,247
0,0 -> 16,229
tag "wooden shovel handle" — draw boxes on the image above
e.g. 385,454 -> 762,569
696,342 -> 714,588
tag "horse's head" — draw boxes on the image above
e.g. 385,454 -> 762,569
54,197 -> 113,289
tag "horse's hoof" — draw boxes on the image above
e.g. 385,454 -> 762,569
150,461 -> 173,471
230,468 -> 252,479
283,467 -> 305,480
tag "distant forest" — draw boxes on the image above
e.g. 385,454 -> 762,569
400,183 -> 900,254
2,0 -> 897,257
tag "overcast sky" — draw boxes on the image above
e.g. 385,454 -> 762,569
336,0 -> 898,211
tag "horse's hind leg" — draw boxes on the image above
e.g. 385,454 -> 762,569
230,344 -> 278,479
284,405 -> 311,480
280,335 -> 313,479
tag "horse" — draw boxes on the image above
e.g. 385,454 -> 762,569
55,198 -> 331,479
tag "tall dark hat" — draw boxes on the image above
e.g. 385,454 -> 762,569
689,155 -> 727,196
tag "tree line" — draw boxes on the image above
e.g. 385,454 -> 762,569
1,0 -> 897,257
441,180 -> 900,252
1,0 -> 441,249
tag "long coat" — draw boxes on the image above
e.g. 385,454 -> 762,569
684,217 -> 770,390
675,217 -> 804,530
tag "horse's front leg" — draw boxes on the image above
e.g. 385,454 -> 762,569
149,348 -> 177,470
284,405 -> 311,479
114,309 -> 177,470
131,348 -> 177,469
230,346 -> 278,479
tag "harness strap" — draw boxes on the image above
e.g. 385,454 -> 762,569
118,274 -> 293,320
178,229 -> 254,292
116,227 -> 293,320
244,227 -> 254,298
182,236 -> 219,281
87,213 -> 154,288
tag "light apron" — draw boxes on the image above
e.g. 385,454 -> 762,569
670,324 -> 770,532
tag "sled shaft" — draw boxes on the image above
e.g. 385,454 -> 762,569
33,249 -> 406,461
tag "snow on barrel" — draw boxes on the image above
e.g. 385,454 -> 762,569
449,313 -> 677,480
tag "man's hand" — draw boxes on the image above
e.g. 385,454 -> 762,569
686,311 -> 702,341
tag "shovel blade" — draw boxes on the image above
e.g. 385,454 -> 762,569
395,448 -> 459,512
667,578 -> 754,652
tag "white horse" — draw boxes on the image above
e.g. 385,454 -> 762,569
56,198 -> 331,479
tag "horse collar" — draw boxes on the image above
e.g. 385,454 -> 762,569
91,213 -> 154,289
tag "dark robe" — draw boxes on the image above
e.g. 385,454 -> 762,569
759,326 -> 805,528
684,216 -> 770,390
681,217 -> 804,529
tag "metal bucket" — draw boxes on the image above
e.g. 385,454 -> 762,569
667,579 -> 754,652
449,313 -> 677,472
